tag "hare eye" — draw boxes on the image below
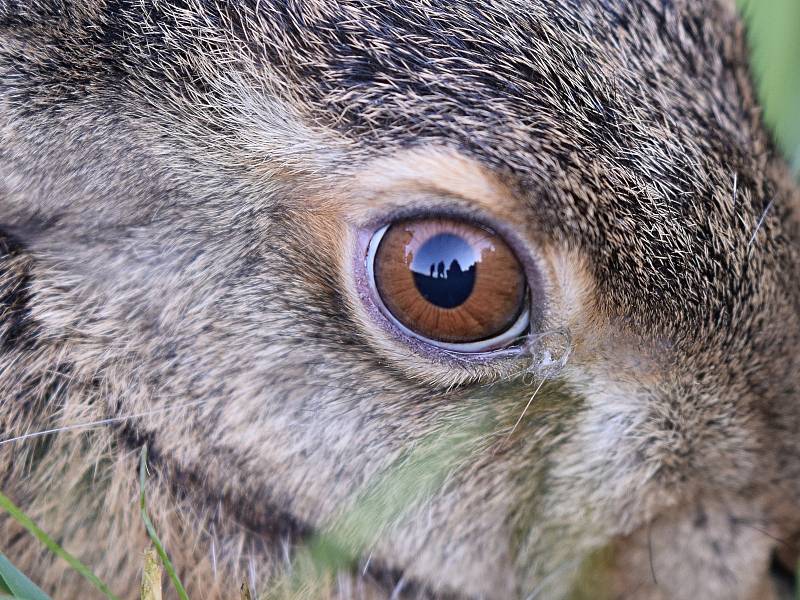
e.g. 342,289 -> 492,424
367,218 -> 530,352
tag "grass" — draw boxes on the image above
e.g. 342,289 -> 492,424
737,0 -> 800,172
0,444 -> 266,600
0,490 -> 120,600
0,2 -> 798,599
0,552 -> 50,600
138,446 -> 189,600
0,446 -> 190,600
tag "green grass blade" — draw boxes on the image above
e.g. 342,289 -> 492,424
0,554 -> 50,600
0,491 -> 119,600
138,446 -> 189,600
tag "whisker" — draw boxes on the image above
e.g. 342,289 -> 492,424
282,535 -> 293,570
729,516 -> 794,548
0,400 -> 208,447
361,551 -> 373,576
748,197 -> 774,247
211,525 -> 218,579
389,575 -> 407,600
647,518 -> 658,585
247,552 -> 257,598
502,374 -> 548,446
741,524 -> 791,547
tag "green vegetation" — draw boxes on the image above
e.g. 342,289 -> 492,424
138,446 -> 189,600
738,0 -> 800,172
0,489 -> 119,600
0,553 -> 50,600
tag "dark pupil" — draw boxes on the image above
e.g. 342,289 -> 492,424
409,233 -> 477,309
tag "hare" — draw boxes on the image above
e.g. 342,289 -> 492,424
1,0 -> 799,598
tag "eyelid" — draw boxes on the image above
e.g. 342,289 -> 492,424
365,223 -> 532,354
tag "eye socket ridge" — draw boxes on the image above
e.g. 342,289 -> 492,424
365,218 -> 532,354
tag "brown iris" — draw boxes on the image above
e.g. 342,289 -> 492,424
372,218 -> 527,344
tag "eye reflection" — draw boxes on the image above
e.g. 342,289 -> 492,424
369,217 -> 529,349
410,233 -> 477,309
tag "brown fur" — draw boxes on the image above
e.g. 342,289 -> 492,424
1,1 -> 800,598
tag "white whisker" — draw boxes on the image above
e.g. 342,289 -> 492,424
211,529 -> 218,579
503,375 -> 548,445
389,575 -> 406,600
748,197 -> 774,247
0,400 -> 207,447
248,553 -> 257,598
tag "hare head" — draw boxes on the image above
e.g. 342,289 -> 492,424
1,1 -> 799,598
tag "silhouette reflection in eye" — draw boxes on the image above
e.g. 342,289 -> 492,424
370,218 -> 529,348
410,233 -> 477,309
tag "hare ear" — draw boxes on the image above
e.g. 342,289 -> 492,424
0,227 -> 36,352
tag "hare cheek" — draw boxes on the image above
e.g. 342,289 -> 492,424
606,500 -> 774,598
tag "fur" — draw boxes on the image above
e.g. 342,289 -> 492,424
1,0 -> 799,598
